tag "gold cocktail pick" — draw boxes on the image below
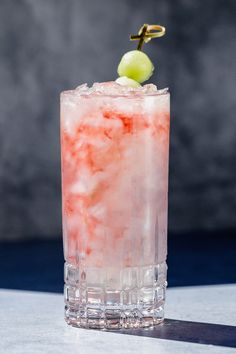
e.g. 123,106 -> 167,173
130,24 -> 166,50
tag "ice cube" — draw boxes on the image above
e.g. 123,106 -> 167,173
75,83 -> 89,92
70,168 -> 104,196
142,83 -> 160,93
88,203 -> 107,222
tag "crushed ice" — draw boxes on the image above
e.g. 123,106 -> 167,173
73,81 -> 168,96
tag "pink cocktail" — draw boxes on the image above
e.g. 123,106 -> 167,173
61,82 -> 170,329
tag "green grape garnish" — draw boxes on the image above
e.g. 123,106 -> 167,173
117,50 -> 154,84
117,24 -> 165,84
116,76 -> 141,88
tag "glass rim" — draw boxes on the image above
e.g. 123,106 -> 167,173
61,88 -> 169,99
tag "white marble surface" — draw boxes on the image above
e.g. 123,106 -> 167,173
0,285 -> 235,354
166,284 -> 236,326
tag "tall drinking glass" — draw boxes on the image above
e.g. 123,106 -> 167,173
60,87 -> 170,329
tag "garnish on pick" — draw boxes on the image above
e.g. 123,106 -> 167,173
117,24 -> 166,85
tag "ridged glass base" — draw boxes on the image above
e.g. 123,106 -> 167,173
64,262 -> 167,329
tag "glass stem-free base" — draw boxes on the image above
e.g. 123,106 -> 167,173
64,262 -> 167,329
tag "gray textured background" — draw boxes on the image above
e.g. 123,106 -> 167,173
0,0 -> 236,241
